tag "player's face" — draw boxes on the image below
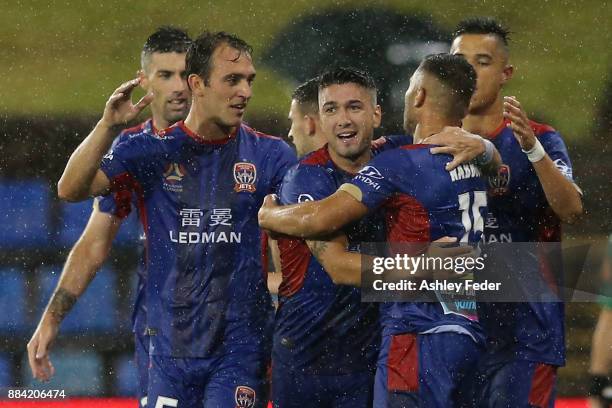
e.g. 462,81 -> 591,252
288,100 -> 311,157
319,83 -> 381,161
451,34 -> 510,114
200,44 -> 256,129
403,70 -> 422,134
141,52 -> 190,127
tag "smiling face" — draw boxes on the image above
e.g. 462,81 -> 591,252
195,43 -> 256,130
450,33 -> 512,115
140,51 -> 190,128
319,82 -> 381,164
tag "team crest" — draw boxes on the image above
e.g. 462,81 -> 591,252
163,163 -> 187,193
234,162 -> 257,192
488,164 -> 511,196
234,385 -> 256,408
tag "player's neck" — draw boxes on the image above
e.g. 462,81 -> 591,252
328,147 -> 371,175
184,110 -> 236,141
462,97 -> 505,137
151,115 -> 170,132
413,116 -> 461,144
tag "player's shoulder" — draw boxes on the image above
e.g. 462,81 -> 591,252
372,134 -> 414,154
299,145 -> 332,167
286,147 -> 332,180
240,123 -> 283,144
529,120 -> 557,137
240,123 -> 294,155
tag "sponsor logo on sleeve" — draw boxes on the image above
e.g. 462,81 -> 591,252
298,193 -> 314,202
553,158 -> 573,180
235,385 -> 256,408
234,162 -> 257,193
359,165 -> 384,179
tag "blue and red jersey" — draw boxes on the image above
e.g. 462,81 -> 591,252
97,119 -> 155,337
274,135 -> 410,375
478,120 -> 576,366
343,143 -> 487,343
100,121 -> 297,358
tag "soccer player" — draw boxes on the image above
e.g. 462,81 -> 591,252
27,26 -> 191,407
288,77 -> 327,158
449,17 -> 583,407
272,67 -> 417,408
56,31 -> 296,407
259,53 -> 489,407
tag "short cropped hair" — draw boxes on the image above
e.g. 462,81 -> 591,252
453,17 -> 510,48
419,53 -> 477,119
318,67 -> 378,105
186,31 -> 253,85
292,77 -> 320,114
141,26 -> 192,70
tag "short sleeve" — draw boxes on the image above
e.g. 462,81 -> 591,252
268,140 -> 298,194
539,130 -> 575,183
343,150 -> 401,210
278,164 -> 336,205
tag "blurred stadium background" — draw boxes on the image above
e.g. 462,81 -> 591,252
0,0 -> 611,406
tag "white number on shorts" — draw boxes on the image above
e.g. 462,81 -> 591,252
155,396 -> 178,408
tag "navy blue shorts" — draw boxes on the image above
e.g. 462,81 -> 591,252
271,360 -> 374,408
374,332 -> 482,408
148,346 -> 269,408
474,357 -> 557,408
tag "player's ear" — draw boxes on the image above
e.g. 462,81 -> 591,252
502,64 -> 514,85
189,74 -> 205,97
373,105 -> 382,129
415,88 -> 426,108
137,69 -> 148,90
305,115 -> 317,136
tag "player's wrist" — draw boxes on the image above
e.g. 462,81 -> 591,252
521,138 -> 546,162
97,118 -> 123,134
475,138 -> 495,166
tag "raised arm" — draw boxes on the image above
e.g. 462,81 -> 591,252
57,78 -> 153,201
258,188 -> 368,239
503,96 -> 583,224
27,205 -> 122,381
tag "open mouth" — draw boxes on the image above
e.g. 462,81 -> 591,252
168,98 -> 187,109
230,103 -> 246,113
337,131 -> 357,142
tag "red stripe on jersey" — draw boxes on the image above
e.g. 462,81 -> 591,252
176,121 -> 236,145
121,121 -> 146,135
528,363 -> 556,407
301,145 -> 331,166
399,143 -> 430,151
110,172 -> 148,263
385,194 -> 430,255
242,124 -> 282,140
387,333 -> 419,392
277,237 -> 311,298
489,119 -> 511,139
529,120 -> 556,137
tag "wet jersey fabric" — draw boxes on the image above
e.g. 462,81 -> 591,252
273,135 -> 411,377
97,119 -> 154,336
345,143 -> 487,343
478,119 -> 575,367
100,121 -> 297,358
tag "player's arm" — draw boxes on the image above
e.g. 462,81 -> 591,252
259,188 -> 368,239
503,96 -> 583,224
57,78 -> 153,201
424,126 -> 502,174
307,234 -> 363,286
27,205 -> 121,381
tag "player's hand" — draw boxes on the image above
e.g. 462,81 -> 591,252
424,126 -> 485,171
99,78 -> 154,129
258,194 -> 281,233
503,96 -> 536,150
27,316 -> 59,382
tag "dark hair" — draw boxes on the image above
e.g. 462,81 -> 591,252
419,53 -> 477,119
453,17 -> 510,47
186,31 -> 253,85
292,77 -> 320,114
141,26 -> 192,69
318,67 -> 378,104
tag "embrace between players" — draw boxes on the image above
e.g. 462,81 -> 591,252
28,17 -> 583,408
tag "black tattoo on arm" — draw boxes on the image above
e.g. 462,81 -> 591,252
47,288 -> 77,322
309,240 -> 329,261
